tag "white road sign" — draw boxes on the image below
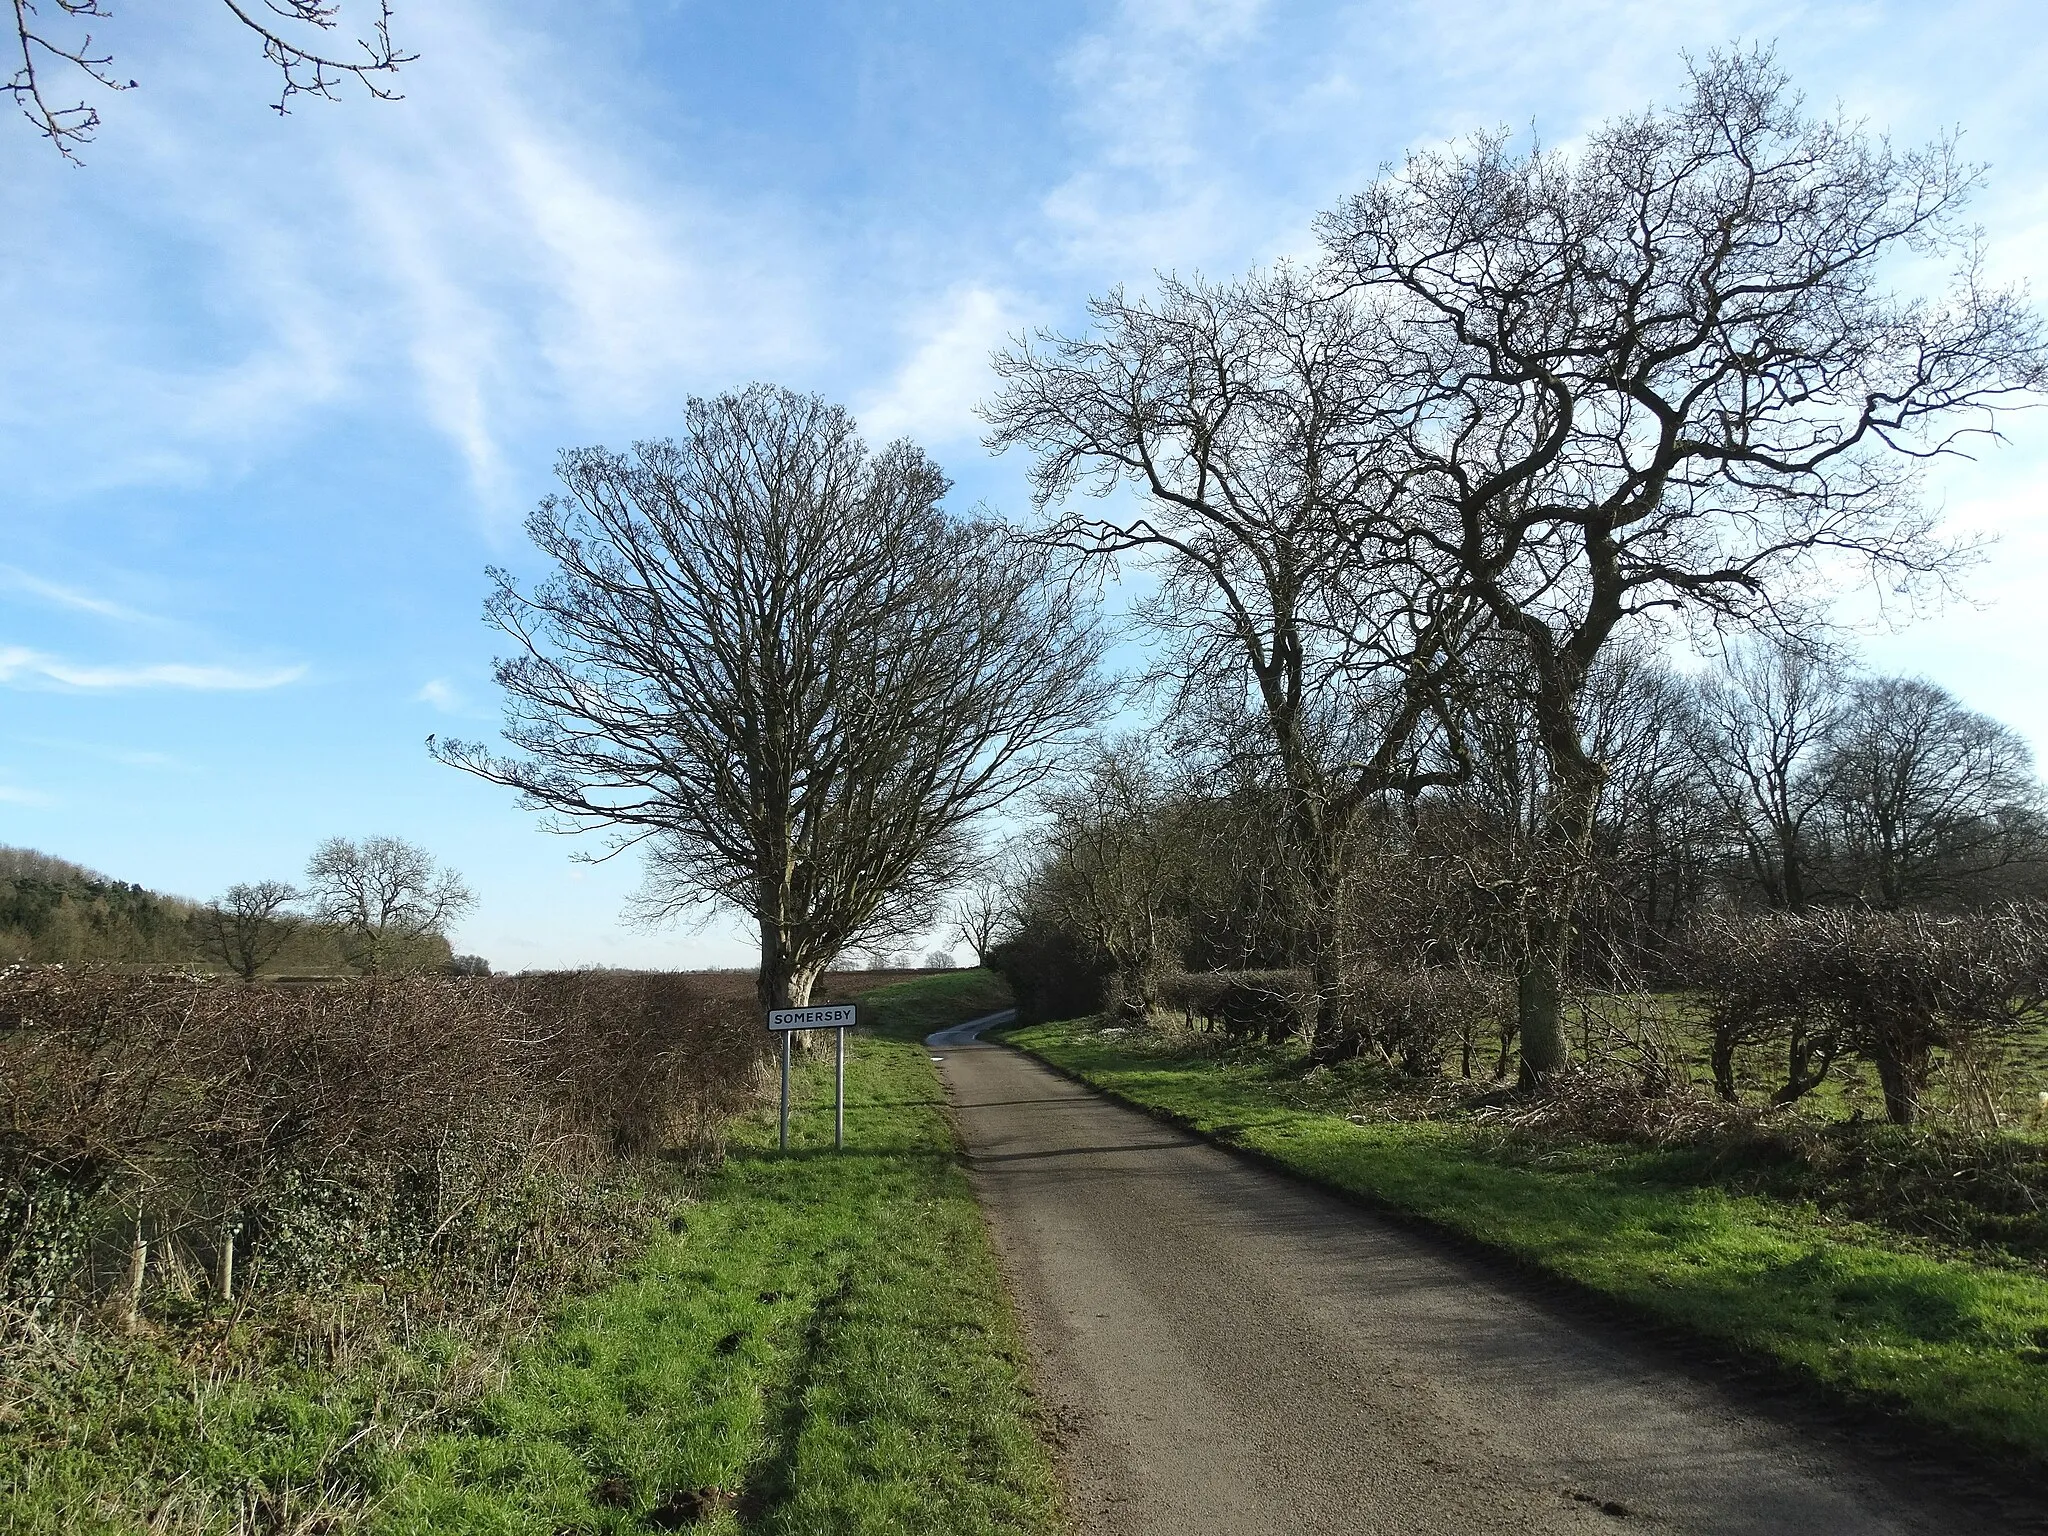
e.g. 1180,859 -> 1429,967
766,1003 -> 857,1032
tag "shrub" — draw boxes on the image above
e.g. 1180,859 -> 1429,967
0,968 -> 763,1320
1158,969 -> 1312,1044
987,920 -> 1106,1024
1684,906 -> 2048,1124
1354,964 -> 1510,1077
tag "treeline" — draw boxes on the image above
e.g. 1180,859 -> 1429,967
971,53 -> 2046,1096
988,641 -> 2048,1126
0,848 -> 203,967
0,839 -> 474,975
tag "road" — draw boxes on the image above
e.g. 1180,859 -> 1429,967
927,1021 -> 2037,1536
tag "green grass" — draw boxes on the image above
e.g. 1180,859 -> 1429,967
848,968 -> 1013,1042
387,971 -> 1053,1536
1007,1015 -> 2048,1469
1,972 -> 1058,1536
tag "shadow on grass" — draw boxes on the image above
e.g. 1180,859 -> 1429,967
739,1259 -> 859,1530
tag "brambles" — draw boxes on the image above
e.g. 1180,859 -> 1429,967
0,967 -> 763,1321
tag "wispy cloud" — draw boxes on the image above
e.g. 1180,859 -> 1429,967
1044,0 -> 1278,271
0,565 -> 158,624
0,0 -> 819,518
0,783 -> 51,805
0,647 -> 306,691
856,286 -> 1028,448
414,678 -> 464,711
15,735 -> 192,771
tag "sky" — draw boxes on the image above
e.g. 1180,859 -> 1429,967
2,0 -> 2045,970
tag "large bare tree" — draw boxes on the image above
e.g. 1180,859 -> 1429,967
303,835 -> 472,975
985,264 -> 1478,1055
1032,739 -> 1198,1022
434,384 -> 1108,1015
11,0 -> 410,158
1814,676 -> 2045,910
1316,49 -> 2044,1081
195,878 -> 302,980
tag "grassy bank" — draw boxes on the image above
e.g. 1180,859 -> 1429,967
1006,1015 -> 2048,1469
1,972 -> 1055,1535
391,970 -> 1049,1535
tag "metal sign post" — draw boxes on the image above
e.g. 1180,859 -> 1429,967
766,1003 -> 858,1151
779,1031 -> 791,1150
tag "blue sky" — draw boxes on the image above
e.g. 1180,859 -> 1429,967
3,0 -> 2045,970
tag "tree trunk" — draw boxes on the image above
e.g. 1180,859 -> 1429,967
1516,923 -> 1569,1087
757,922 -> 823,1051
1517,686 -> 1605,1089
1710,1024 -> 1738,1102
1307,945 -> 1363,1060
1298,842 -> 1365,1063
1771,1022 -> 1837,1106
1779,831 -> 1808,914
1873,1039 -> 1930,1126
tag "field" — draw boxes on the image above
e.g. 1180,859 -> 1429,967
1572,989 -> 2048,1133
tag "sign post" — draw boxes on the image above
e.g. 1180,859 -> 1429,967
779,1031 -> 791,1150
766,1003 -> 858,1151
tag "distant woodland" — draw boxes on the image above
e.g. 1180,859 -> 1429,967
0,847 -> 455,974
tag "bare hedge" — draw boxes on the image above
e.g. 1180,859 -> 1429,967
1685,906 -> 2048,1125
1158,965 -> 1510,1075
0,968 -> 764,1319
1159,969 -> 1313,1044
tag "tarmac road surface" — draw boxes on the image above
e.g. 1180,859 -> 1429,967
927,1021 -> 2041,1536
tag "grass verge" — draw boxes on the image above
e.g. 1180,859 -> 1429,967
386,969 -> 1053,1535
0,972 -> 1056,1535
1005,1015 -> 2048,1470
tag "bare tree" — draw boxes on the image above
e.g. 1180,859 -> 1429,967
433,385 -> 1108,1015
1316,49 -> 2044,1081
1687,642 -> 1845,913
303,835 -> 473,975
985,264 -> 1478,1055
195,879 -> 301,980
950,873 -> 1014,967
1814,676 -> 2045,910
1032,740 -> 1197,1022
11,0 -> 411,159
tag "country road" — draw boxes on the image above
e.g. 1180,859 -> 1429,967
927,1022 -> 2040,1536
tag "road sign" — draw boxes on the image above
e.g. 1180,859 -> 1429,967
767,1003 -> 856,1032
767,1003 -> 858,1152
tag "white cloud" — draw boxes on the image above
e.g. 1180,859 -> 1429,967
0,783 -> 52,805
1045,0 -> 1277,272
855,287 -> 1029,448
0,566 -> 158,624
415,678 -> 463,710
0,0 -> 820,516
0,647 -> 306,691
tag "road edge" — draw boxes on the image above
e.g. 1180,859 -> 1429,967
995,1023 -> 2048,1529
